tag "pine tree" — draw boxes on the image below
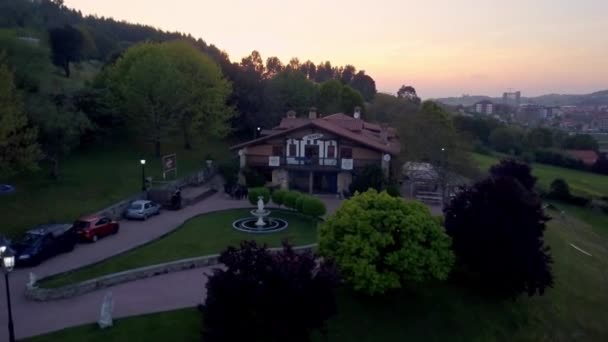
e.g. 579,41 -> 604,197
0,55 -> 42,179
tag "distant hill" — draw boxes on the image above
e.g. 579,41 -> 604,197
434,90 -> 608,107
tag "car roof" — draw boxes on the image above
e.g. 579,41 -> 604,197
131,200 -> 150,205
27,224 -> 72,237
77,215 -> 105,222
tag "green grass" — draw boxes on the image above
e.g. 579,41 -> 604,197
27,207 -> 608,341
39,209 -> 318,288
26,308 -> 200,342
472,152 -> 608,197
0,139 -> 229,238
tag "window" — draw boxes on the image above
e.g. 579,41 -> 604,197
327,145 -> 336,158
341,147 -> 352,159
272,146 -> 283,156
96,218 -> 110,226
289,143 -> 297,156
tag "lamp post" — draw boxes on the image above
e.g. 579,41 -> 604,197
1,245 -> 15,342
256,126 -> 261,138
140,159 -> 146,192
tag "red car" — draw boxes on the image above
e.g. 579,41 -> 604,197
73,215 -> 119,242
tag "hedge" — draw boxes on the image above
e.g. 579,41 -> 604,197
271,189 -> 288,206
301,197 -> 327,217
248,187 -> 270,205
296,195 -> 307,212
283,191 -> 302,209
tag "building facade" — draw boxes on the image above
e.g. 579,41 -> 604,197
231,108 -> 400,194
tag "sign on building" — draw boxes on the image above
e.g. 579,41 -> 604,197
162,154 -> 177,179
268,156 -> 280,167
341,158 -> 353,170
302,133 -> 324,141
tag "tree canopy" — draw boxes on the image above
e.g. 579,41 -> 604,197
106,41 -> 232,156
48,24 -> 84,77
320,190 -> 454,295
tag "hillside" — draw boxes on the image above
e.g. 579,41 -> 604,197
434,90 -> 608,107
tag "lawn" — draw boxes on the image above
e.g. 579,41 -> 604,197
472,152 -> 608,197
39,209 -> 318,288
26,208 -> 608,341
0,139 -> 230,238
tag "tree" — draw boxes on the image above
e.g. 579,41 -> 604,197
525,127 -> 554,149
318,80 -> 365,116
489,159 -> 537,191
263,70 -> 318,126
562,134 -> 599,151
202,241 -> 338,342
48,25 -> 84,77
350,70 -> 376,101
0,29 -> 53,92
320,190 -> 454,295
489,126 -> 524,154
299,60 -> 316,80
366,92 -> 419,123
286,57 -> 300,72
444,166 -> 553,298
106,41 -> 232,155
315,61 -> 333,83
0,57 -> 41,178
240,50 -> 265,77
340,64 -> 356,84
397,85 -> 421,105
264,56 -> 283,78
549,178 -> 571,201
340,85 -> 365,115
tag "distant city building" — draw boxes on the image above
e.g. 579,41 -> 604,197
502,91 -> 521,106
473,100 -> 494,115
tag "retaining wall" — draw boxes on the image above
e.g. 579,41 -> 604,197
26,244 -> 317,301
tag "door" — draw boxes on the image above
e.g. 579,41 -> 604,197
304,145 -> 318,165
96,217 -> 111,236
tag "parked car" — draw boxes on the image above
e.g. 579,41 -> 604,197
125,200 -> 161,220
73,215 -> 119,242
11,224 -> 77,267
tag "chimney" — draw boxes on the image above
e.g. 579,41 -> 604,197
308,107 -> 317,120
286,110 -> 296,119
380,123 -> 388,144
353,106 -> 361,119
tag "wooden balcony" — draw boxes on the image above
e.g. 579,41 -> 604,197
244,154 -> 379,171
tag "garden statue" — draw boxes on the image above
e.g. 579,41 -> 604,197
98,291 -> 114,329
27,272 -> 37,289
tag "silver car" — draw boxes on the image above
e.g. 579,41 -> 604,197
125,200 -> 161,220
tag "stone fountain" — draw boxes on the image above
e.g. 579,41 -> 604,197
232,196 -> 288,233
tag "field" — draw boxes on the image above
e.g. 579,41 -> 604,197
40,209 -> 318,288
0,139 -> 230,238
27,207 -> 608,342
472,153 -> 608,197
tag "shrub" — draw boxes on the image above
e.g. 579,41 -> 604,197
248,187 -> 270,205
202,241 -> 338,341
242,166 -> 266,187
349,164 -> 386,193
385,183 -> 401,197
217,159 -> 239,186
296,195 -> 307,212
444,166 -> 553,298
301,197 -> 327,217
548,179 -> 590,207
271,189 -> 288,206
490,159 -> 536,191
319,190 -> 454,295
283,191 -> 302,210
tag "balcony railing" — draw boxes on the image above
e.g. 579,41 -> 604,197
245,154 -> 379,171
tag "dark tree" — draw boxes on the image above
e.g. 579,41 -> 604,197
340,64 -> 356,84
489,159 -> 537,191
264,56 -> 283,78
202,241 -> 338,342
349,164 -> 386,193
48,25 -> 84,77
549,178 -> 571,201
299,60 -> 316,80
444,168 -> 553,298
562,134 -> 599,151
315,61 -> 334,83
592,157 -> 608,175
397,85 -> 421,105
350,70 -> 376,101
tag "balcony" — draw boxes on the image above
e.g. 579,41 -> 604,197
245,154 -> 379,171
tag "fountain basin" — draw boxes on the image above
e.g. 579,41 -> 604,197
232,217 -> 289,234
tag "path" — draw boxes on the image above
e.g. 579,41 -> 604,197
0,191 -> 343,340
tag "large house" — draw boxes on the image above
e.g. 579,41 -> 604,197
231,107 -> 400,194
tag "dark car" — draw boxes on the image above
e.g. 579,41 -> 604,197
12,224 -> 77,267
73,215 -> 119,242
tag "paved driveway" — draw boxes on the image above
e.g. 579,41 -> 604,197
0,191 -> 343,340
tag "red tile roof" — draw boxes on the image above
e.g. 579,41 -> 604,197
231,113 -> 400,155
565,150 -> 598,165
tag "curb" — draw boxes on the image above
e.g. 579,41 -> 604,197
26,244 -> 317,301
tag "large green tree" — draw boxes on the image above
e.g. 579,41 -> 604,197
263,69 -> 317,126
0,56 -> 41,178
318,80 -> 365,116
48,24 -> 84,78
319,190 -> 454,295
106,41 -> 233,155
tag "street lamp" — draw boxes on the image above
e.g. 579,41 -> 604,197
256,126 -> 261,138
140,159 -> 146,192
1,246 -> 15,342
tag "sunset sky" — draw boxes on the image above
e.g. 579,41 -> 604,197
65,0 -> 608,98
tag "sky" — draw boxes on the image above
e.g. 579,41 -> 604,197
65,0 -> 608,98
